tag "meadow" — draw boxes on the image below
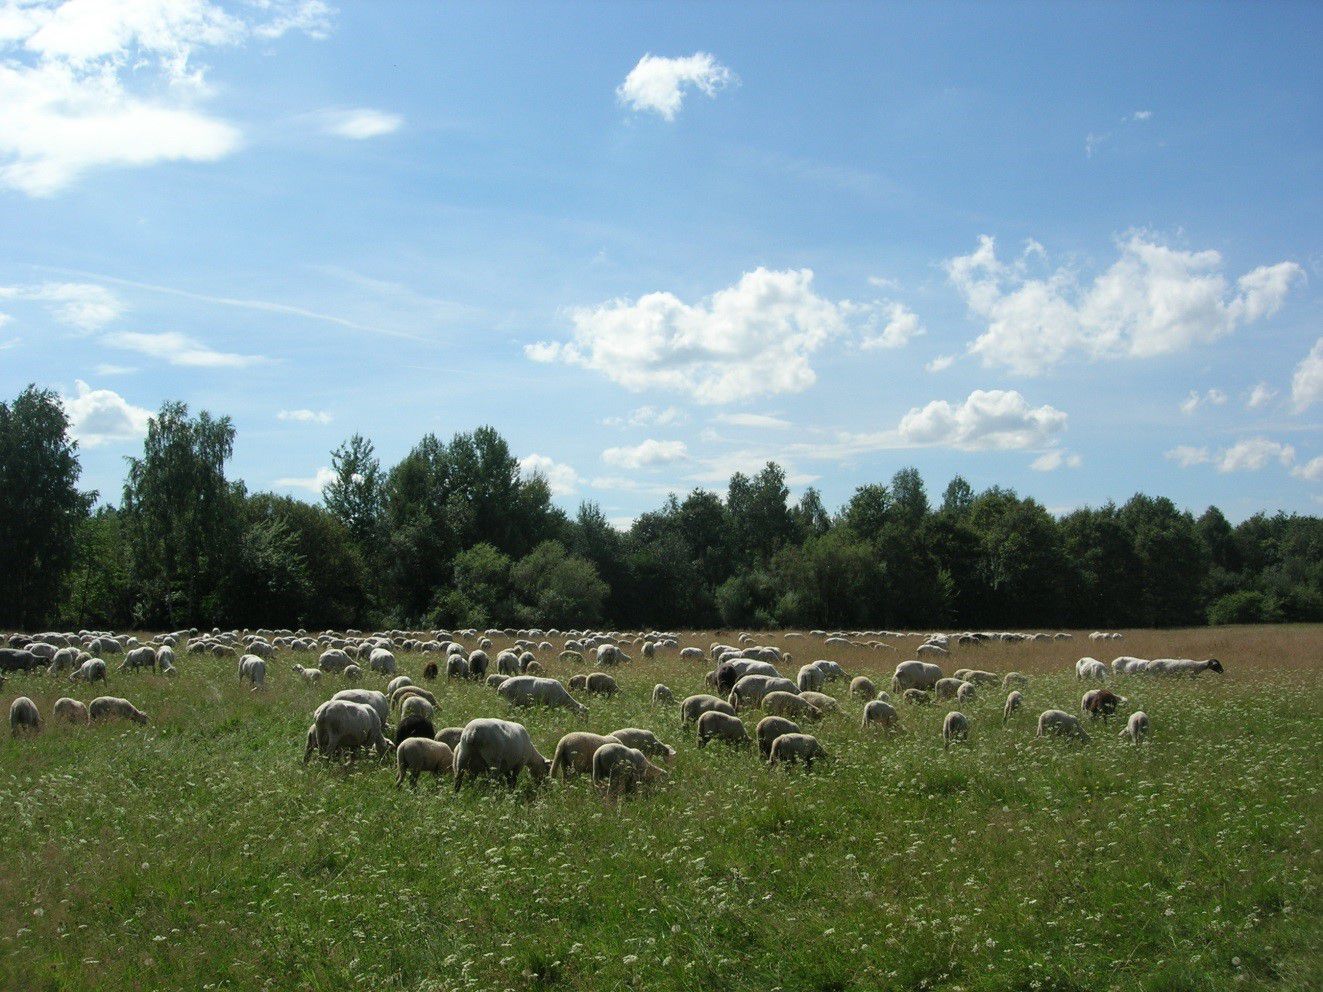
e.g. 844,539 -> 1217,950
1,626 -> 1319,992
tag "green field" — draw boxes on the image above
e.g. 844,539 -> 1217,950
2,627 -> 1319,991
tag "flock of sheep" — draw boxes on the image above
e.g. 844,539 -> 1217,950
4,625 -> 1224,801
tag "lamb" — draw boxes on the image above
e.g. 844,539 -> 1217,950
1120,710 -> 1150,744
497,676 -> 589,718
1076,657 -> 1109,681
680,694 -> 736,725
861,699 -> 898,731
956,681 -> 977,704
69,658 -> 107,683
696,710 -> 749,748
435,726 -> 465,749
727,674 -> 798,711
1002,690 -> 1023,724
592,742 -> 666,799
767,733 -> 828,770
1082,688 -> 1126,722
891,660 -> 942,694
89,696 -> 149,724
53,697 -> 90,724
755,715 -> 800,758
942,711 -> 970,750
652,684 -> 674,706
585,672 -> 620,697
761,690 -> 823,722
395,738 -> 454,788
608,728 -> 675,764
292,664 -> 322,684
1036,709 -> 1090,741
9,696 -> 40,735
305,700 -> 391,763
549,731 -> 615,778
902,688 -> 932,705
849,676 -> 878,700
238,654 -> 267,689
452,718 -> 550,790
393,713 -> 436,747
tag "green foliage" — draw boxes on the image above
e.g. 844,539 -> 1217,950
1207,590 -> 1283,625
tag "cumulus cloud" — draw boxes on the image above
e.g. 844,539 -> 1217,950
104,330 -> 266,367
897,389 -> 1068,451
519,453 -> 580,496
0,0 -> 330,195
275,466 -> 337,493
601,439 -> 689,470
948,234 -> 1304,375
0,281 -> 124,330
602,405 -> 687,428
528,267 -> 883,404
1031,449 -> 1082,471
1292,456 -> 1323,483
1181,387 -> 1228,415
318,108 -> 402,139
616,52 -> 733,120
860,301 -> 924,350
1246,382 -> 1276,410
277,408 -> 332,424
1291,338 -> 1323,411
713,413 -> 791,430
925,354 -> 956,373
1167,438 -> 1295,473
1165,445 -> 1210,468
60,379 -> 150,446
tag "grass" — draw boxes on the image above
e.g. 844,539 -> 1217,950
0,625 -> 1319,991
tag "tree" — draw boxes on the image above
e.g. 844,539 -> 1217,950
940,475 -> 975,517
323,434 -> 384,547
0,385 -> 94,627
510,541 -> 609,626
64,507 -> 134,629
842,484 -> 892,541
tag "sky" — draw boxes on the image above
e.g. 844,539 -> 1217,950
1,0 -> 1320,528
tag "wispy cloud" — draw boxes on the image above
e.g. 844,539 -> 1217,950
277,409 -> 332,424
317,108 -> 403,139
104,330 -> 267,368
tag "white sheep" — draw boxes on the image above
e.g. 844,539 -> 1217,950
9,696 -> 41,735
238,654 -> 266,689
651,684 -> 674,706
1036,709 -> 1090,741
89,696 -> 149,724
1075,657 -> 1108,681
395,738 -> 454,787
53,697 -> 90,724
1002,690 -> 1023,724
942,711 -> 970,750
1120,710 -> 1150,744
861,699 -> 898,731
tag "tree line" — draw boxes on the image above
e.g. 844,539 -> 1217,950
2,384 -> 1320,632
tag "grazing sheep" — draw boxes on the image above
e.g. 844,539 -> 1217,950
399,695 -> 435,722
595,644 -> 630,667
567,674 -> 588,692
916,643 -> 949,658
1002,690 -> 1023,724
652,684 -> 674,706
69,658 -> 107,684
585,672 -> 620,697
292,664 -> 322,684
727,675 -> 798,711
422,661 -> 439,681
963,670 -> 1000,687
608,728 -> 675,764
956,681 -> 977,703
942,711 -> 970,750
89,696 -> 149,724
524,660 -> 544,675
902,688 -> 932,705
1147,658 -> 1225,677
550,731 -> 615,778
798,690 -> 840,714
1036,709 -> 1090,742
934,677 -> 965,701
435,726 -> 465,749
681,694 -> 736,726
369,648 -> 397,675
1003,672 -> 1029,688
238,654 -> 267,689
861,699 -> 898,731
330,689 -> 390,729
1082,688 -> 1126,722
1120,710 -> 1150,744
593,742 -> 666,799
394,714 -> 436,747
343,665 -> 363,681
679,647 -> 704,661
497,676 -> 589,718
452,718 -> 550,790
485,674 -> 508,689
447,655 -> 469,680
696,710 -> 749,749
48,646 -> 80,675
892,660 -> 942,694
767,733 -> 828,770
797,664 -> 826,692
1076,657 -> 1109,681
395,738 -> 454,788
714,659 -> 781,694
761,690 -> 823,722
9,696 -> 40,735
305,700 -> 391,763
390,685 -> 437,711
318,648 -> 352,673
53,697 -> 89,724
850,676 -> 878,700
559,650 -> 585,664
0,648 -> 41,673
755,715 -> 801,758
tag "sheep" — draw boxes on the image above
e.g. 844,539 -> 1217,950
9,696 -> 40,735
942,711 -> 970,750
318,648 -> 352,673
399,695 -> 435,722
956,681 -> 978,703
727,674 -> 798,711
892,660 -> 942,694
497,676 -> 589,718
118,645 -> 157,673
934,677 -> 967,700
292,664 -> 322,684
452,718 -> 550,790
797,664 -> 826,692
560,650 -> 585,664
696,710 -> 749,748
916,643 -> 949,658
585,672 -> 620,698
549,731 -> 615,778
524,660 -> 544,675
390,685 -> 437,711
849,676 -> 878,700
754,715 -> 801,758
1120,710 -> 1150,744
0,648 -> 41,673
435,726 -> 465,749
680,694 -> 736,726
761,691 -> 823,722
567,674 -> 588,692
798,690 -> 840,714
1002,690 -> 1023,724
89,696 -> 149,724
53,697 -> 90,725
679,647 -> 704,661
485,674 -> 508,689
1003,672 -> 1029,688
238,654 -> 267,689
595,644 -> 631,667
1147,658 -> 1225,677
330,689 -> 389,729
592,742 -> 666,800
861,699 -> 898,731
497,650 -> 522,676
422,661 -> 439,681
369,648 -> 397,675
1082,688 -> 1126,722
608,728 -> 675,764
305,700 -> 391,763
767,733 -> 828,770
69,658 -> 107,684
343,665 -> 363,681
393,714 -> 436,747
1076,657 -> 1109,681
962,670 -> 1000,687
395,738 -> 454,788
48,646 -> 80,675
447,655 -> 469,680
652,684 -> 674,706
1036,709 -> 1090,741
902,688 -> 932,705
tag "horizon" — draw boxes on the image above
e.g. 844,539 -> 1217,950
3,1 -> 1321,528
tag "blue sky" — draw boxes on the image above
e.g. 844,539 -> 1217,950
2,0 -> 1320,526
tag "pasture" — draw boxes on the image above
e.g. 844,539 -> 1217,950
1,626 -> 1319,992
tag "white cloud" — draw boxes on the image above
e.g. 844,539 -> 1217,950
1292,456 -> 1323,483
948,234 -> 1304,376
104,330 -> 266,367
1167,438 -> 1295,473
897,389 -> 1068,451
616,52 -> 733,120
860,301 -> 924,350
0,0 -> 329,195
318,108 -> 402,139
601,439 -> 689,470
1165,445 -> 1210,468
519,453 -> 580,496
528,267 -> 881,403
94,362 -> 135,374
925,354 -> 956,373
275,466 -> 337,493
602,404 -> 688,428
1181,387 -> 1228,415
1128,110 -> 1152,122
1291,338 -> 1323,411
713,413 -> 791,430
0,336 -> 18,351
277,408 -> 332,424
1085,132 -> 1106,158
0,281 -> 124,330
1246,382 -> 1276,410
1031,449 -> 1083,472
60,378 -> 150,447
